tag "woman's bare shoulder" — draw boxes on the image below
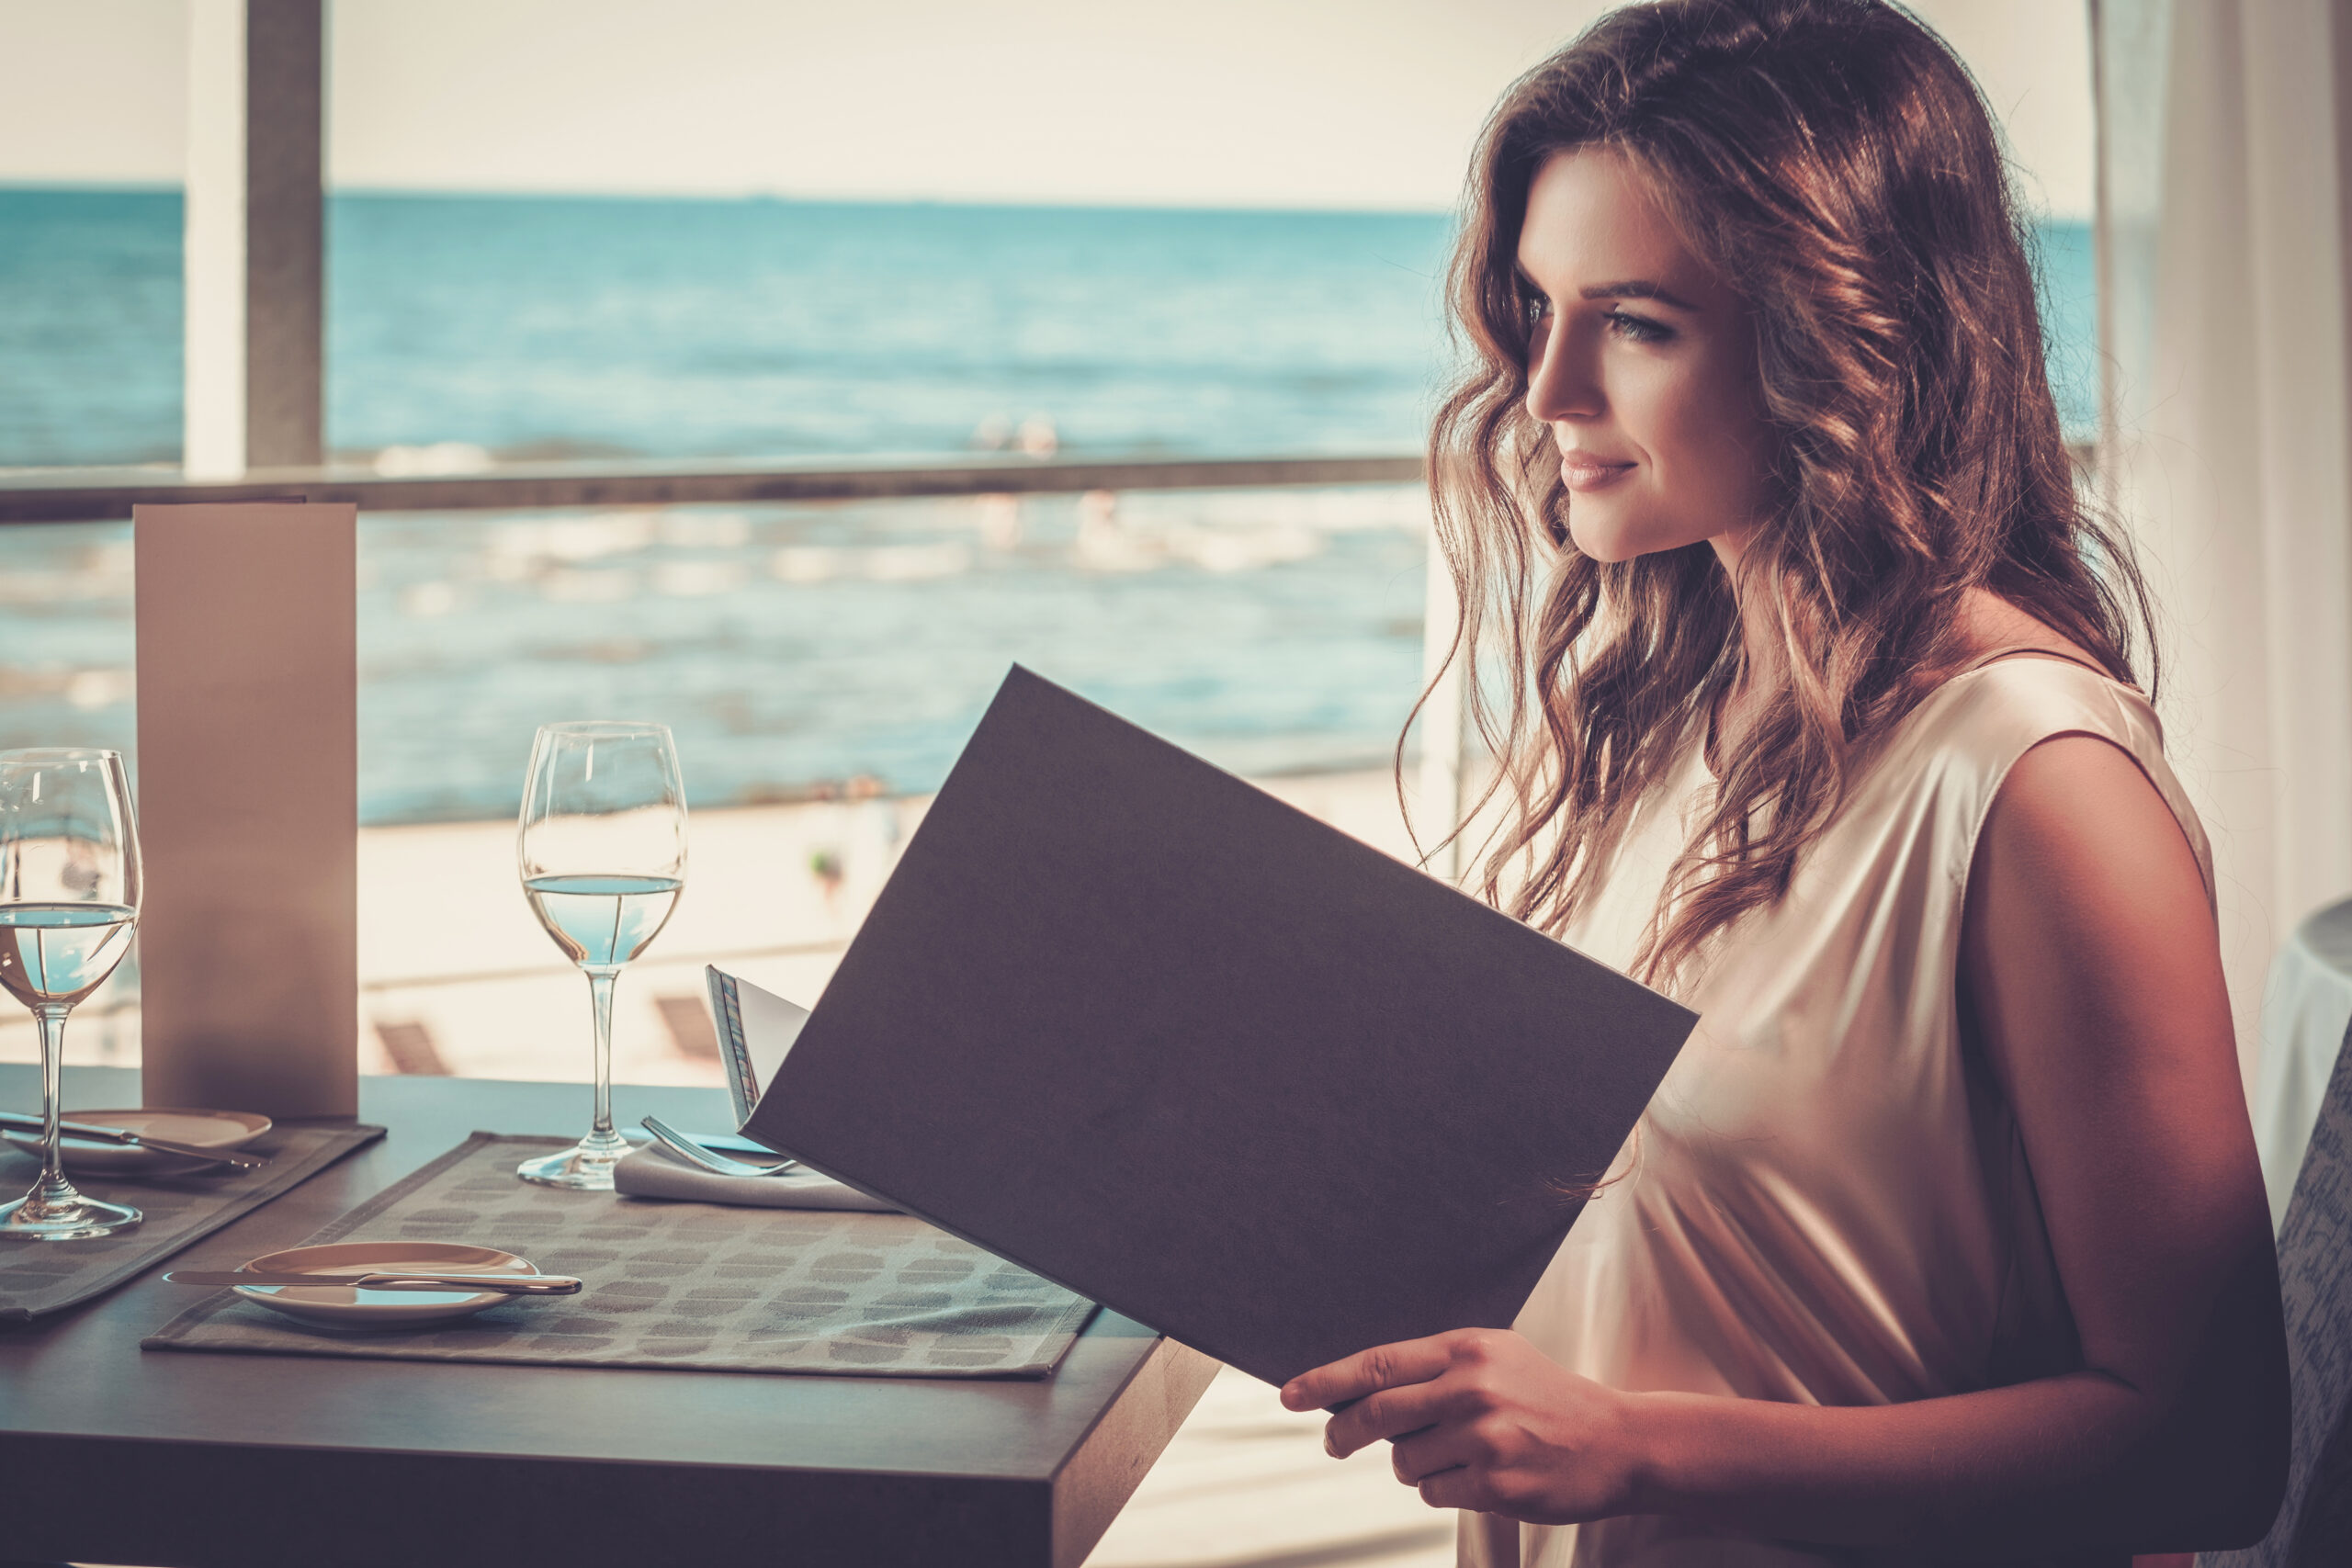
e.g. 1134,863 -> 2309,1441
1937,591 -> 2185,860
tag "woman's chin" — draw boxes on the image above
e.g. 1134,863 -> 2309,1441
1566,513 -> 1717,564
1564,521 -> 1644,564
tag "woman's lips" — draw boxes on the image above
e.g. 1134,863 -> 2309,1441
1561,456 -> 1636,491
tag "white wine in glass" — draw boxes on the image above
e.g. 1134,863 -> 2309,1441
0,749 -> 141,1240
516,722 -> 686,1190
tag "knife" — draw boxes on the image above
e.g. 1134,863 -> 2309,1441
163,1269 -> 582,1295
0,1110 -> 270,1168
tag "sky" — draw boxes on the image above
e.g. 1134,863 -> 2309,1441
0,1 -> 2094,216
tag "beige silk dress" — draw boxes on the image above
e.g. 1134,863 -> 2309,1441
1460,652 -> 2214,1568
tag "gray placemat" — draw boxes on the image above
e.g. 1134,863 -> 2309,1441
0,1121 -> 387,1325
143,1133 -> 1099,1379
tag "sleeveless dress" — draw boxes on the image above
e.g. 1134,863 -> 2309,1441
1459,653 -> 2215,1568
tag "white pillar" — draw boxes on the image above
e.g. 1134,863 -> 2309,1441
184,0 -> 247,479
183,0 -> 323,479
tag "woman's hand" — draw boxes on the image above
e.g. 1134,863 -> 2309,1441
1280,1327 -> 1645,1522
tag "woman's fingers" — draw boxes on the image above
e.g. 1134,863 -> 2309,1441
1280,1334 -> 1456,1414
1289,1330 -> 1634,1525
1323,1379 -> 1459,1459
1398,1427 -> 1522,1517
1389,1422 -> 1476,1484
1415,1464 -> 1490,1513
1388,1421 -> 1506,1514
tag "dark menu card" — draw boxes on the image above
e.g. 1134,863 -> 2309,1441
746,666 -> 1695,1385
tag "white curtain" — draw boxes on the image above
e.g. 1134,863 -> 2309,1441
2092,0 -> 2352,1086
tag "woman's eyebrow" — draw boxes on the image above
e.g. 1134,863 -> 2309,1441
1578,279 -> 1699,310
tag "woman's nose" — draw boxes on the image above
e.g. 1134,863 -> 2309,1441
1524,316 -> 1604,424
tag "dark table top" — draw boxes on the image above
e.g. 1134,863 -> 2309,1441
0,1065 -> 1216,1568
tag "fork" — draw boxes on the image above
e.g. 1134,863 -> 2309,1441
639,1115 -> 800,1178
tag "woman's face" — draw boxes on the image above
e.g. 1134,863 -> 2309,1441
1516,148 -> 1773,565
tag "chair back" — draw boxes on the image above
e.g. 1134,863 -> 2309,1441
2203,1017 -> 2352,1566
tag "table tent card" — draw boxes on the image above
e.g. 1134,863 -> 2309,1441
741,666 -> 1697,1387
707,964 -> 808,1130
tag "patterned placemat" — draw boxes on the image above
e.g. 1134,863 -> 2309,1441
0,1122 -> 387,1325
143,1133 -> 1099,1379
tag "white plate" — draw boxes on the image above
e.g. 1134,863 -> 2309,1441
231,1242 -> 541,1329
0,1107 -> 272,1175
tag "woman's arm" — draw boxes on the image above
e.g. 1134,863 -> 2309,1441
1284,735 -> 2290,1553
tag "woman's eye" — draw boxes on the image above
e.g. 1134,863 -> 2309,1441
1606,308 -> 1671,344
1519,289 -> 1551,327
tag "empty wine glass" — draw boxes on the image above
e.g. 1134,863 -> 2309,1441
0,749 -> 141,1240
516,722 -> 686,1190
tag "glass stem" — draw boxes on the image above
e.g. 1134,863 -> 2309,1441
36,1004 -> 74,1201
585,965 -> 621,1145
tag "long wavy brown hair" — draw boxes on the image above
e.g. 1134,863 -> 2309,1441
1418,0 -> 2154,990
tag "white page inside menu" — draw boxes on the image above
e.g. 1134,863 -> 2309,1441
706,965 -> 811,1131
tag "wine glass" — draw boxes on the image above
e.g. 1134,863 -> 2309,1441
0,749 -> 141,1240
515,722 -> 686,1190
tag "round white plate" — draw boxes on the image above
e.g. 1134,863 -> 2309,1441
0,1107 -> 272,1175
232,1242 -> 540,1329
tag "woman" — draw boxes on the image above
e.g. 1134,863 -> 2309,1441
1281,2 -> 2290,1563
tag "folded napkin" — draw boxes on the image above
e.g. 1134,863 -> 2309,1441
612,1144 -> 899,1211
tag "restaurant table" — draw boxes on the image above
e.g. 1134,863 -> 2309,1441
2256,895 -> 2352,1230
0,1065 -> 1217,1568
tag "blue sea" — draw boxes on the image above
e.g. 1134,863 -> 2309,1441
0,188 -> 2098,824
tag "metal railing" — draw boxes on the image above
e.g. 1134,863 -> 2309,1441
0,452 -> 1426,525
0,443 -> 2101,525
0,450 -> 1458,1096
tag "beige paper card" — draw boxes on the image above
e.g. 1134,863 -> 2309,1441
134,502 -> 356,1117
